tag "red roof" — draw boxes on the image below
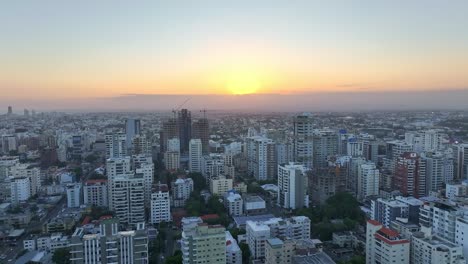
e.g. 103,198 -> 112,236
367,219 -> 381,226
379,227 -> 400,238
374,233 -> 409,245
99,215 -> 113,221
86,179 -> 107,184
201,214 -> 219,221
81,216 -> 91,226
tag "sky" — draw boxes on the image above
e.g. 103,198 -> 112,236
1,0 -> 468,111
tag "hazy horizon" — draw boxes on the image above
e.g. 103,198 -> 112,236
2,89 -> 468,113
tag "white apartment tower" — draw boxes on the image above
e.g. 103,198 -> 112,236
277,163 -> 309,209
150,183 -> 171,224
366,220 -> 410,264
357,162 -> 380,200
189,139 -> 202,172
105,133 -> 127,158
108,173 -> 145,227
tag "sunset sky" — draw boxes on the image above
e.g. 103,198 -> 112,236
1,1 -> 468,109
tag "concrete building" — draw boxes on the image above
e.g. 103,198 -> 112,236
210,175 -> 233,196
419,201 -> 463,243
134,160 -> 154,207
69,219 -> 148,264
357,162 -> 380,200
150,183 -> 171,224
226,231 -> 242,264
192,118 -> 210,154
265,238 -> 328,264
202,154 -> 226,182
172,177 -> 194,207
366,220 -> 410,264
455,215 -> 468,260
293,113 -> 314,169
393,152 -> 426,198
278,163 -> 309,209
181,217 -> 226,264
105,133 -> 127,158
164,151 -> 180,171
225,192 -> 243,216
246,216 -> 311,261
243,195 -> 266,215
106,157 -> 131,180
189,139 -> 202,173
423,151 -> 454,193
10,177 -> 31,204
108,173 -> 145,227
411,231 -> 465,264
83,179 -> 108,207
246,136 -> 277,181
446,182 -> 468,200
178,109 -> 192,153
66,183 -> 82,208
371,198 -> 409,228
125,118 -> 141,149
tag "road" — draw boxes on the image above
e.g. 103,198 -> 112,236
0,162 -> 100,263
0,197 -> 66,263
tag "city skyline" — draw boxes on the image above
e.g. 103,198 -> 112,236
1,0 -> 468,111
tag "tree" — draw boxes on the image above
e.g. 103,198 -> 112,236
52,248 -> 71,264
165,250 -> 182,264
188,172 -> 207,191
240,243 -> 251,263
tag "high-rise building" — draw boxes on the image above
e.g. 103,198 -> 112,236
125,118 -> 141,149
277,163 -> 309,209
7,106 -> 12,115
66,183 -> 82,208
164,151 -> 180,171
167,137 -> 180,153
393,152 -> 426,198
419,201 -> 462,243
108,173 -> 145,227
366,220 -> 410,264
2,135 -> 17,154
178,109 -> 192,153
181,217 -> 226,264
371,198 -> 410,228
423,151 -> 454,193
106,157 -> 131,180
69,218 -> 148,264
172,177 -> 194,207
312,129 -> 338,168
201,154 -> 225,182
135,160 -> 154,206
150,183 -> 171,224
192,118 -> 210,154
454,144 -> 468,180
293,113 -> 314,169
105,133 -> 127,158
10,177 -> 31,204
357,162 -> 380,200
247,136 -> 277,181
131,135 -> 150,155
83,179 -> 108,207
189,139 -> 202,172
160,118 -> 179,152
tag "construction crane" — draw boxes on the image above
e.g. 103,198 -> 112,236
172,97 -> 191,118
200,109 -> 207,119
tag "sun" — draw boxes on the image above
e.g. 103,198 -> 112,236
226,74 -> 261,95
